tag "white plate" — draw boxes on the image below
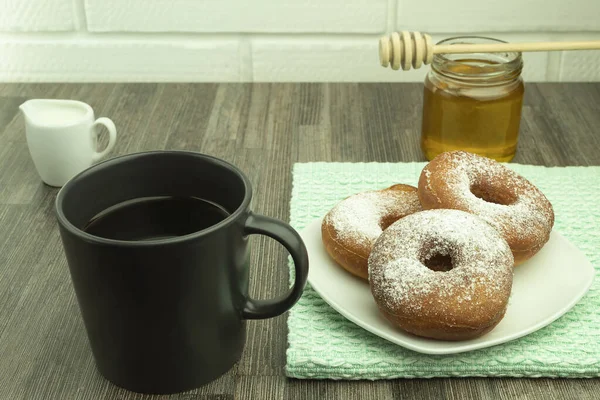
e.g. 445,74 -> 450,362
301,217 -> 595,355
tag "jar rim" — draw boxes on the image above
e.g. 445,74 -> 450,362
433,36 -> 523,83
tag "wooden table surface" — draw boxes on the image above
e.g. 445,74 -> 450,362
0,83 -> 599,400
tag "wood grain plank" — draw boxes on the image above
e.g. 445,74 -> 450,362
359,83 -> 425,163
0,141 -> 43,204
263,83 -> 299,151
294,125 -> 333,162
393,380 -> 449,400
234,376 -> 285,400
96,84 -> 161,155
0,96 -> 27,139
328,83 -> 368,162
163,84 -> 218,152
240,84 -> 272,150
296,83 -> 323,126
286,380 -> 396,400
514,83 -> 600,166
0,83 -> 78,98
202,84 -> 251,149
0,194 -> 87,400
293,84 -> 331,162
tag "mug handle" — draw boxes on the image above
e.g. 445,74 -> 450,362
242,213 -> 309,320
91,117 -> 117,163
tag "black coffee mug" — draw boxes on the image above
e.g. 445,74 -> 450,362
55,151 -> 309,394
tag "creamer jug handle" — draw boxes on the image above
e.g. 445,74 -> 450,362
91,117 -> 117,163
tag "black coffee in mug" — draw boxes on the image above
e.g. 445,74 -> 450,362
83,196 -> 230,241
55,151 -> 309,394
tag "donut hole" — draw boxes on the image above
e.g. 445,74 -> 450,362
423,253 -> 454,272
420,241 -> 455,272
470,182 -> 517,206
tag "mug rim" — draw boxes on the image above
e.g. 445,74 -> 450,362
55,150 -> 253,247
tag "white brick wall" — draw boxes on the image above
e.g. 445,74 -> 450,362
1,0 -> 599,82
84,0 -> 388,33
0,38 -> 240,82
0,0 -> 75,31
400,1 -> 600,32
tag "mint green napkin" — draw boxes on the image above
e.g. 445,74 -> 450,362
286,162 -> 600,379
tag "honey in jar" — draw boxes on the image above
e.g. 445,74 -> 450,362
421,37 -> 524,162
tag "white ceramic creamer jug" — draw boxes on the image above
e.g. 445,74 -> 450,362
20,99 -> 117,187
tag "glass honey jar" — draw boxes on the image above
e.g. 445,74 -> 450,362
420,36 -> 524,162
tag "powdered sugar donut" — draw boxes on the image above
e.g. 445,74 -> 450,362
368,209 -> 514,341
418,151 -> 554,265
321,184 -> 422,280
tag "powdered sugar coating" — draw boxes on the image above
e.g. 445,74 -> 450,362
324,186 -> 421,252
420,151 -> 554,262
369,209 -> 513,329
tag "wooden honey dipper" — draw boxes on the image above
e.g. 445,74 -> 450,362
380,31 -> 600,71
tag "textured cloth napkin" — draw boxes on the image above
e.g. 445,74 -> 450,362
286,162 -> 600,379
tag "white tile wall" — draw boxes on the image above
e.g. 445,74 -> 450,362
0,0 -> 75,31
84,0 -> 387,33
399,0 -> 600,32
1,0 -> 599,82
252,38 -> 425,82
0,38 -> 240,82
558,33 -> 600,82
560,52 -> 600,82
